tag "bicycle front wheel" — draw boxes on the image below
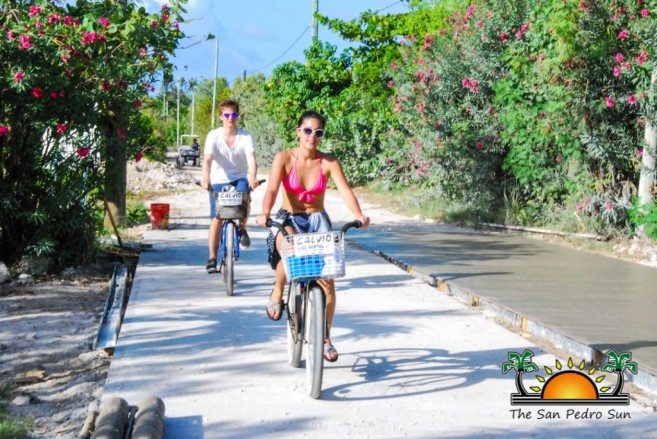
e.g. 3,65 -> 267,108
223,221 -> 235,296
305,284 -> 325,399
287,283 -> 303,368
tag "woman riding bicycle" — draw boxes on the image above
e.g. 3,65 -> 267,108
256,110 -> 370,363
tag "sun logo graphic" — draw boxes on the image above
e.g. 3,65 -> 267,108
502,349 -> 638,405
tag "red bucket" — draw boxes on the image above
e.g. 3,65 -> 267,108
150,203 -> 170,229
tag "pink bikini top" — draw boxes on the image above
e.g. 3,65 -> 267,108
283,156 -> 327,203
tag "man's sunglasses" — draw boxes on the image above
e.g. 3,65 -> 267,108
223,112 -> 239,119
301,127 -> 325,138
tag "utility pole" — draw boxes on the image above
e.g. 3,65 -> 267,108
191,90 -> 195,137
211,38 -> 219,129
176,78 -> 181,148
312,0 -> 318,42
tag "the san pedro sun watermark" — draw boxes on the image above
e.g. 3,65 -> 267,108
502,349 -> 638,421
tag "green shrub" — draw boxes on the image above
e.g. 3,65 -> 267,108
629,200 -> 657,240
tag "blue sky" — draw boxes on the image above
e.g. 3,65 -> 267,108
145,0 -> 410,84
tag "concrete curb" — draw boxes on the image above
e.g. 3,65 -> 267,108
369,247 -> 657,398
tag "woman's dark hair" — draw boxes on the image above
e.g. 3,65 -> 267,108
297,110 -> 325,128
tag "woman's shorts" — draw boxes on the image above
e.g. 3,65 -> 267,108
266,209 -> 332,270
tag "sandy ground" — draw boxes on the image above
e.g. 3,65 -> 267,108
1,157 -> 656,438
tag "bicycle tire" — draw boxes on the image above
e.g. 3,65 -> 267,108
287,283 -> 303,368
224,221 -> 235,296
305,284 -> 325,399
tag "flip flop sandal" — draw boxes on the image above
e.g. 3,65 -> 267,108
323,341 -> 339,363
266,291 -> 283,321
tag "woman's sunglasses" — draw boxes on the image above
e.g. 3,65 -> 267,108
301,127 -> 325,138
223,112 -> 239,119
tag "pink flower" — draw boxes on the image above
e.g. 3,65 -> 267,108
136,151 -> 143,162
475,142 -> 483,150
477,20 -> 483,28
98,17 -> 110,28
151,20 -> 158,28
521,24 -> 528,32
637,149 -> 644,157
390,63 -> 397,70
613,66 -> 622,77
18,34 -> 31,49
618,29 -> 629,39
614,53 -> 624,62
628,94 -> 637,105
387,80 -> 393,88
576,203 -> 583,211
605,201 -> 613,210
500,31 -> 508,39
77,147 -> 90,157
29,5 -> 41,17
56,123 -> 67,134
641,9 -> 649,17
13,71 -> 24,83
7,30 -> 15,40
462,78 -> 471,87
31,87 -> 44,98
0,126 -> 9,136
605,96 -> 615,108
539,53 -> 545,61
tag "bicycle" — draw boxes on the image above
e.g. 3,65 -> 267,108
266,218 -> 362,399
212,179 -> 265,296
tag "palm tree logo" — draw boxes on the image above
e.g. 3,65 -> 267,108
502,349 -> 539,397
502,349 -> 637,405
600,350 -> 638,397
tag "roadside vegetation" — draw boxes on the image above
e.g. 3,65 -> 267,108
2,0 -> 656,274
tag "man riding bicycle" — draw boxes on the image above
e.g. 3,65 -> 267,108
201,99 -> 260,273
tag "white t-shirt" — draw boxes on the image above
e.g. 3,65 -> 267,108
204,127 -> 255,185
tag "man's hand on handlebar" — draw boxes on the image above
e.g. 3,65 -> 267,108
356,215 -> 370,228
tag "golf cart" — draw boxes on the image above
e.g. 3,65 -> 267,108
176,134 -> 201,167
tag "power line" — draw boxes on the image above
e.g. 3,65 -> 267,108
253,26 -> 311,74
250,1 -> 407,75
375,0 -> 407,14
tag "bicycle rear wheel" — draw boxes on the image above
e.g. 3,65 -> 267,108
305,284 -> 325,399
223,221 -> 235,296
287,283 -> 303,368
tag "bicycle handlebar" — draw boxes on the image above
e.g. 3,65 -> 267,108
265,218 -> 362,237
205,179 -> 266,194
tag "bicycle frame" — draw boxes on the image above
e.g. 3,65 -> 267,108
211,179 -> 265,296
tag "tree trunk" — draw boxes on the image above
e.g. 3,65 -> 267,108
104,140 -> 127,228
637,70 -> 657,238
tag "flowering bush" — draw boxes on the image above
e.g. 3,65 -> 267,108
0,0 -> 185,267
382,0 -> 656,232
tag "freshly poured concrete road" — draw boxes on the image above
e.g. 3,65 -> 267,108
101,186 -> 657,438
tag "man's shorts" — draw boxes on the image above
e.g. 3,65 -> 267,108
209,178 -> 249,219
